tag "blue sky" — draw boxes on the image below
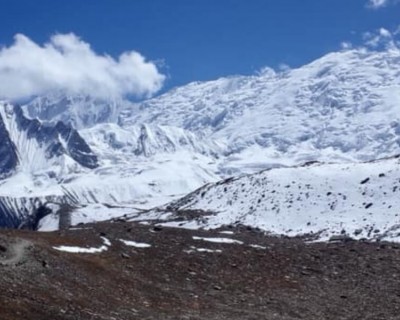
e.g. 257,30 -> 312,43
0,0 -> 399,94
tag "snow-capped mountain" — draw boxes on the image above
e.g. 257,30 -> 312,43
124,48 -> 400,172
23,47 -> 400,172
0,101 -> 220,229
2,46 -> 400,235
154,156 -> 400,242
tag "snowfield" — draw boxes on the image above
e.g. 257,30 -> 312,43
153,156 -> 400,242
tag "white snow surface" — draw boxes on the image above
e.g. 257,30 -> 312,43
159,156 -> 400,242
249,245 -> 267,250
0,101 -> 221,227
53,245 -> 107,254
53,236 -> 111,254
123,48 -> 400,172
119,239 -> 151,248
23,93 -> 125,130
192,236 -> 244,244
185,246 -> 222,253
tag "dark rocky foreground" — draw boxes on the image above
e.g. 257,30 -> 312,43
0,220 -> 400,320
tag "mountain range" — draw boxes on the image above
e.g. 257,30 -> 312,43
1,46 -> 400,241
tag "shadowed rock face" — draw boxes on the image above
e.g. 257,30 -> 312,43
12,105 -> 98,169
54,120 -> 99,169
0,114 -> 18,178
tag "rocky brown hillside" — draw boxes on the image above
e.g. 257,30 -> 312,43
0,219 -> 399,319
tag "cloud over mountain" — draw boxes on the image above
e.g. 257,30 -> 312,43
367,0 -> 399,9
0,33 -> 165,101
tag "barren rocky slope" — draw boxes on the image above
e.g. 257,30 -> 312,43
1,219 -> 400,319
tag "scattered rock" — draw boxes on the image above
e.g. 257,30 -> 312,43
360,178 -> 370,184
365,203 -> 373,209
329,235 -> 354,243
121,253 -> 130,259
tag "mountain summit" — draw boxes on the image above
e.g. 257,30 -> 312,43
126,48 -> 400,170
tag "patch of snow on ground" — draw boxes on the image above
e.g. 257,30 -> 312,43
219,231 -> 234,235
53,245 -> 108,254
101,237 -> 112,246
192,236 -> 243,244
53,236 -> 111,254
119,239 -> 152,248
195,247 -> 222,253
184,246 -> 222,254
249,244 -> 267,250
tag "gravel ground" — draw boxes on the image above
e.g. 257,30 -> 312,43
0,220 -> 399,319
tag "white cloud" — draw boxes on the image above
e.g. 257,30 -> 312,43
379,27 -> 392,37
362,28 -> 398,49
0,33 -> 165,101
368,0 -> 388,8
256,66 -> 276,77
367,0 -> 399,8
340,42 -> 353,50
278,63 -> 291,72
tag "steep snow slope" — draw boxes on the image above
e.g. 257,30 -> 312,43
80,123 -> 224,158
23,93 -> 128,130
74,123 -> 222,207
0,102 -> 98,175
155,156 -> 400,242
123,48 -> 400,170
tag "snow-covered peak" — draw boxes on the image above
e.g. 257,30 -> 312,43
123,48 -> 400,166
23,92 -> 131,129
